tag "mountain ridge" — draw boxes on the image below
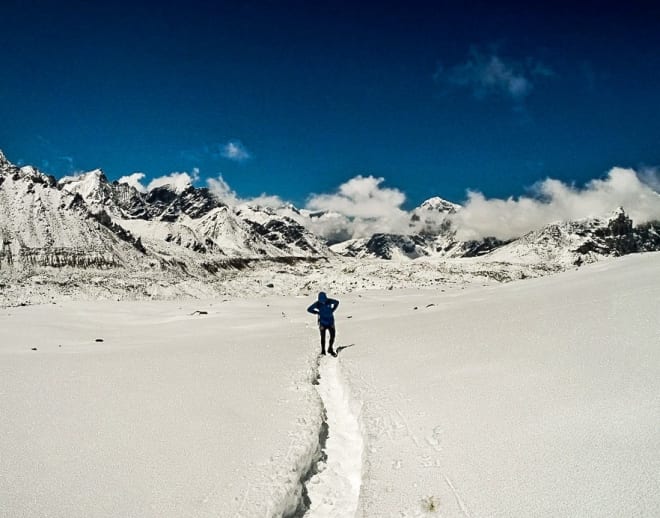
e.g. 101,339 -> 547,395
1,151 -> 659,303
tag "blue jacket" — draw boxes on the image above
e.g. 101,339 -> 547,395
307,292 -> 339,327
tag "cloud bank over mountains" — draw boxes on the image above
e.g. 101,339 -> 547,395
119,165 -> 660,242
300,168 -> 660,242
454,168 -> 660,240
306,176 -> 412,240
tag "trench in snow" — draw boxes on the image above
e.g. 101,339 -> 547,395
286,356 -> 364,517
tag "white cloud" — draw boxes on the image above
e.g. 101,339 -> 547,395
146,168 -> 200,194
117,169 -> 200,194
222,140 -> 251,162
305,175 -> 411,239
206,175 -> 284,208
206,176 -> 241,206
248,194 -> 287,208
453,167 -> 660,240
305,212 -> 354,244
436,47 -> 552,102
307,175 -> 405,217
117,172 -> 147,193
639,167 -> 660,193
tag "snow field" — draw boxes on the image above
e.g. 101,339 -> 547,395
339,252 -> 660,516
1,252 -> 659,517
0,297 -> 325,517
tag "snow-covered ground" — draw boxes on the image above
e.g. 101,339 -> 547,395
341,252 -> 660,517
2,252 -> 659,517
0,298 -> 324,517
0,254 -> 553,307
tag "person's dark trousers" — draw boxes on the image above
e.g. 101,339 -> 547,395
319,325 -> 336,355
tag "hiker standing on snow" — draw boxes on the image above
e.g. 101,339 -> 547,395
307,292 -> 339,356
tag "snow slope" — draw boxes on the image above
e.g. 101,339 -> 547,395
339,252 -> 660,517
2,253 -> 659,517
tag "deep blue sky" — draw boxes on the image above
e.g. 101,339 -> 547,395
2,1 -> 659,207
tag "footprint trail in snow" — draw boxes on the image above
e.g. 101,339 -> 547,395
305,356 -> 364,517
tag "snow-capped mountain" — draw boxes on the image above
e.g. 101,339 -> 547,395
2,149 -> 660,303
58,169 -> 222,220
331,205 -> 660,266
484,208 -> 660,267
0,161 -> 146,271
417,196 -> 461,214
0,152 -> 328,278
52,166 -> 329,258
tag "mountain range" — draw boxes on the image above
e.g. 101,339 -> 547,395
1,150 -> 659,303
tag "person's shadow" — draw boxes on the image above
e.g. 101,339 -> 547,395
336,343 -> 356,356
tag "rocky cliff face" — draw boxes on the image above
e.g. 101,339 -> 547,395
337,234 -> 431,260
572,210 -> 660,263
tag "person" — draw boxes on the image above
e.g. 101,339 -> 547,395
307,291 -> 339,356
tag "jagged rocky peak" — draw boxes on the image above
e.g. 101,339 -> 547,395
278,202 -> 302,215
59,168 -> 107,190
0,150 -> 17,173
409,196 -> 458,235
111,180 -> 149,215
607,207 -> 633,235
419,196 -> 461,214
153,175 -> 194,195
58,169 -> 114,207
60,168 -> 107,182
0,149 -> 9,167
144,184 -> 179,204
178,185 -> 223,218
54,168 -> 224,220
0,152 -> 57,187
141,184 -> 222,221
